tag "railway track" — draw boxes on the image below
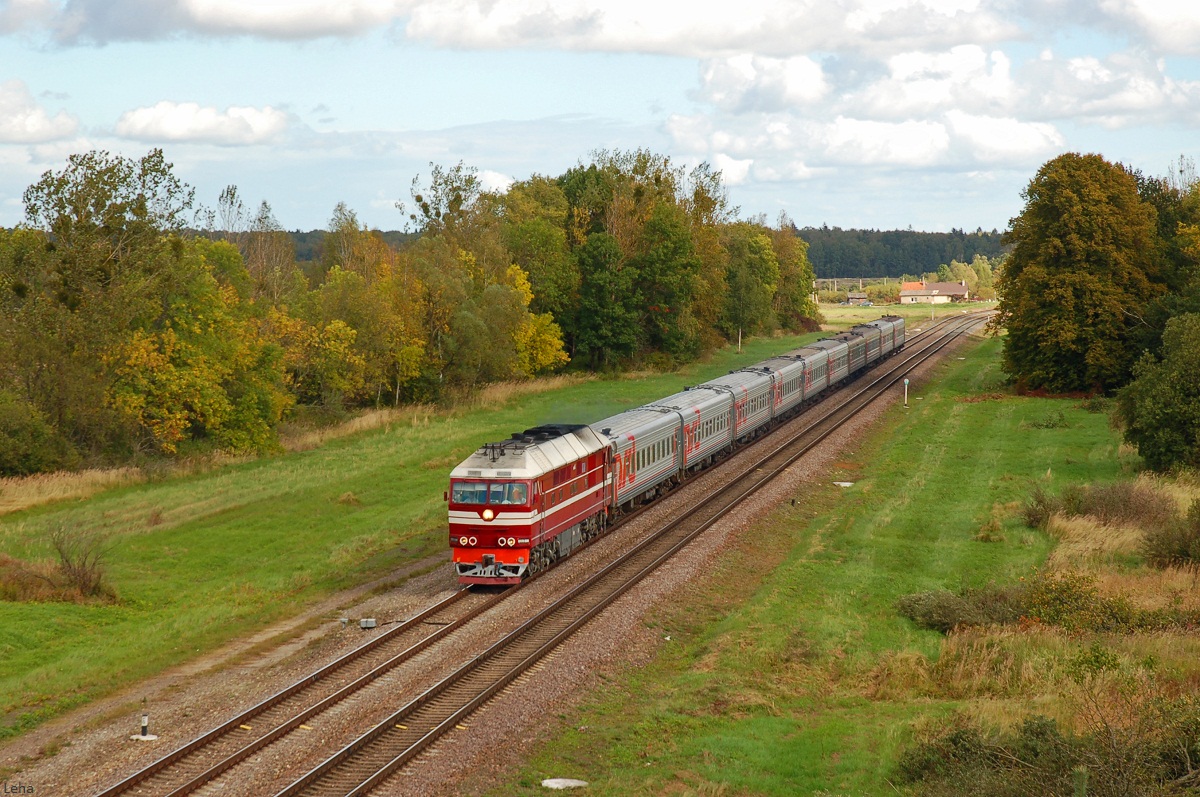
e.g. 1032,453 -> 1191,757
273,311 -> 990,797
93,588 -> 511,797
93,312 -> 985,797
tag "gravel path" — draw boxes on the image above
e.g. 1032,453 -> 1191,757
3,326 -> 983,797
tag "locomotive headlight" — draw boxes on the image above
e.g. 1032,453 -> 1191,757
497,537 -> 507,547
482,508 -> 495,521
458,536 -> 468,546
507,537 -> 516,546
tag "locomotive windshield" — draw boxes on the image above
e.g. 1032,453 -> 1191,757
450,480 -> 528,505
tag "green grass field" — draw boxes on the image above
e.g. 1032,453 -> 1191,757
491,334 -> 1128,796
1,324 -> 893,739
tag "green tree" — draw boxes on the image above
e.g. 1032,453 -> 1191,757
995,153 -> 1165,392
722,224 -> 780,344
1116,312 -> 1200,471
629,202 -> 701,359
575,233 -> 640,368
771,214 -> 818,329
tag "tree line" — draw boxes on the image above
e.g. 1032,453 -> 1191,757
994,153 -> 1200,471
0,148 -> 819,475
800,225 -> 1006,278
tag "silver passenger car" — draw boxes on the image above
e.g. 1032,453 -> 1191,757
590,407 -> 680,506
648,387 -> 733,470
695,369 -> 775,441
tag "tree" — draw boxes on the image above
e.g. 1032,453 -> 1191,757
1116,313 -> 1200,471
575,233 -> 640,368
629,202 -> 701,358
722,224 -> 780,345
771,213 -> 818,330
994,153 -> 1165,392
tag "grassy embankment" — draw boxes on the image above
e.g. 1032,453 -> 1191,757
491,332 -> 1191,796
0,316 -> 900,742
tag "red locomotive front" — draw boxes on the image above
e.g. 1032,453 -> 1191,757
448,424 -> 611,585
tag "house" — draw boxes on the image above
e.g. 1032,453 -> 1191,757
899,280 -> 970,304
847,291 -> 869,305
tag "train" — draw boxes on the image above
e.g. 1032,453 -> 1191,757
446,316 -> 905,584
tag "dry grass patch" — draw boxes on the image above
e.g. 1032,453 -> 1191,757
0,527 -> 115,603
1045,514 -> 1144,568
467,374 -> 592,408
0,467 -> 145,516
1092,566 -> 1200,612
280,406 -> 433,451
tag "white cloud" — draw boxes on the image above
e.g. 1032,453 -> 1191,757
115,102 -> 289,145
0,79 -> 78,143
1096,0 -> 1200,55
821,116 -> 950,166
478,169 -> 515,193
698,54 -> 828,112
945,110 -> 1063,162
855,45 -> 1014,118
712,153 -> 753,184
0,0 -> 56,33
404,0 -> 1017,58
1021,50 -> 1200,127
180,0 -> 405,38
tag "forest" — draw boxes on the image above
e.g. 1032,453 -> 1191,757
0,148 -> 819,475
800,225 -> 1006,278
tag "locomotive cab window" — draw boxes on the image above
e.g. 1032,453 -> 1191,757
451,481 -> 488,504
489,482 -> 529,504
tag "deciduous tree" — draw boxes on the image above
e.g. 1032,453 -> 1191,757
995,153 -> 1165,392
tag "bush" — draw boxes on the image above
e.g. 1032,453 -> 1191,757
1060,481 -> 1179,530
0,391 -> 79,476
1143,501 -> 1200,568
895,707 -> 1200,796
1027,409 -> 1068,429
1022,485 -> 1061,529
896,591 -> 984,633
1023,571 -> 1137,633
1023,480 -> 1179,533
896,584 -> 1027,633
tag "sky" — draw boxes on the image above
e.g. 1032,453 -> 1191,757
1,0 -> 1198,234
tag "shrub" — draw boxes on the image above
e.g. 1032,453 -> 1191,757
50,525 -> 113,600
1023,571 -> 1136,633
1064,481 -> 1178,529
1075,396 -> 1109,413
896,591 -> 984,633
1022,485 -> 1061,530
0,391 -> 79,476
1024,480 -> 1179,532
1027,409 -> 1068,429
1143,501 -> 1200,568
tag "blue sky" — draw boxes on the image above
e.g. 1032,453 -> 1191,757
1,0 -> 1198,233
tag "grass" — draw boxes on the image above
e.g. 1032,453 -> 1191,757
487,334 -> 1144,796
0,326 -> 867,740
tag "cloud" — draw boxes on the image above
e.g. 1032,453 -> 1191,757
405,0 -> 1018,58
115,102 -> 290,145
46,0 -> 406,43
0,79 -> 78,142
1020,50 -> 1200,127
697,54 -> 828,112
944,111 -> 1063,161
0,0 -> 56,33
712,153 -> 753,184
1095,0 -> 1200,55
821,116 -> 950,166
478,169 -> 515,193
853,45 -> 1015,119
